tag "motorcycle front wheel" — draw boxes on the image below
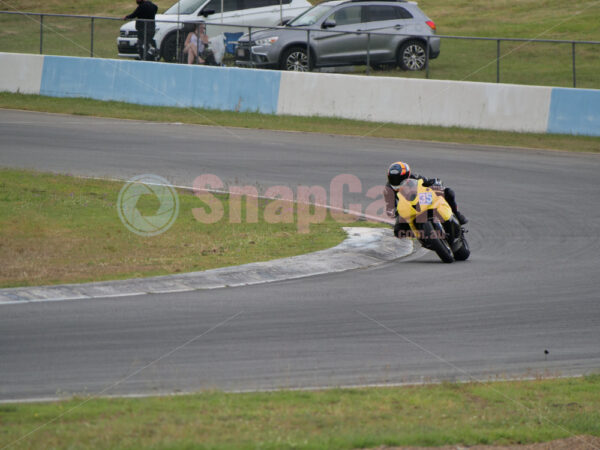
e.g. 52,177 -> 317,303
421,222 -> 454,263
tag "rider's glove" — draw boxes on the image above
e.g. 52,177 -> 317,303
430,178 -> 444,191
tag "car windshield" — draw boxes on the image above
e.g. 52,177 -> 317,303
165,0 -> 206,15
287,4 -> 334,27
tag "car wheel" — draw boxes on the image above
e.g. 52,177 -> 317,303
280,47 -> 312,72
161,33 -> 184,63
398,40 -> 427,71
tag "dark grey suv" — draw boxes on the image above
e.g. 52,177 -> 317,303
235,0 -> 440,71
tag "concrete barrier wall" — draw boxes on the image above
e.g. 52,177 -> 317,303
547,88 -> 600,136
0,53 -> 44,95
39,55 -> 281,114
278,72 -> 554,134
1,52 -> 599,137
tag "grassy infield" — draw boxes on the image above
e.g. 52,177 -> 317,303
0,168 -> 352,288
1,0 -> 600,448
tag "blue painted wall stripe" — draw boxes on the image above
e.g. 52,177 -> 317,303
547,88 -> 600,137
40,56 -> 281,114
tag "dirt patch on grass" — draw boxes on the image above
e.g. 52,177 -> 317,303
377,435 -> 600,449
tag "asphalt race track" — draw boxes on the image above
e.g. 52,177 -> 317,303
1,109 -> 600,401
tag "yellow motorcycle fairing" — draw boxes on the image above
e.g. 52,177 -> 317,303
396,178 -> 453,233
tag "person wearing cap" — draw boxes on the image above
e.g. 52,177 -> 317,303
123,0 -> 158,61
384,161 -> 468,238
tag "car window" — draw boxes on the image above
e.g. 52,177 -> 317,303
396,6 -> 413,19
327,6 -> 363,26
242,0 -> 290,8
287,3 -> 334,26
364,5 -> 413,22
165,0 -> 207,15
202,0 -> 241,13
202,0 -> 219,13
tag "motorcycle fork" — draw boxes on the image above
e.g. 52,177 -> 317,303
414,210 -> 445,241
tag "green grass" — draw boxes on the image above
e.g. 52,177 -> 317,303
2,92 -> 599,153
1,376 -> 600,449
1,0 -> 599,87
0,13 -> 120,58
0,168 -> 378,288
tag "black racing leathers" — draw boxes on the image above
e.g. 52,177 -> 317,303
383,174 -> 461,237
126,1 -> 158,60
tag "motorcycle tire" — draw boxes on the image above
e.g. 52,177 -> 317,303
422,222 -> 454,263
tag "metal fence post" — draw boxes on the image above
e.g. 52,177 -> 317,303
306,29 -> 310,71
366,32 -> 371,75
195,25 -> 200,64
496,39 -> 501,83
176,20 -> 180,63
143,21 -> 148,60
572,42 -> 577,88
39,14 -> 44,54
90,17 -> 94,57
249,26 -> 253,65
426,35 -> 430,79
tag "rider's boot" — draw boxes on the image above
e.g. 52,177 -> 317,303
454,210 -> 468,225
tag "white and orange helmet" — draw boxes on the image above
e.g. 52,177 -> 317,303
387,161 -> 411,189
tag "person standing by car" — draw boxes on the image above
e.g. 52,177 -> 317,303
123,0 -> 158,61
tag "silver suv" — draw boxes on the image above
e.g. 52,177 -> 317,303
235,0 -> 440,71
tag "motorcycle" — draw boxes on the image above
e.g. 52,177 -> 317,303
396,178 -> 470,263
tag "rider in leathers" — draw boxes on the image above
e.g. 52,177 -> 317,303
123,0 -> 158,61
384,161 -> 468,238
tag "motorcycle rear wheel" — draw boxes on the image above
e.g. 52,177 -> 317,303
453,233 -> 470,261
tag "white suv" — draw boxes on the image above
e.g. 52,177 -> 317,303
117,0 -> 312,62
